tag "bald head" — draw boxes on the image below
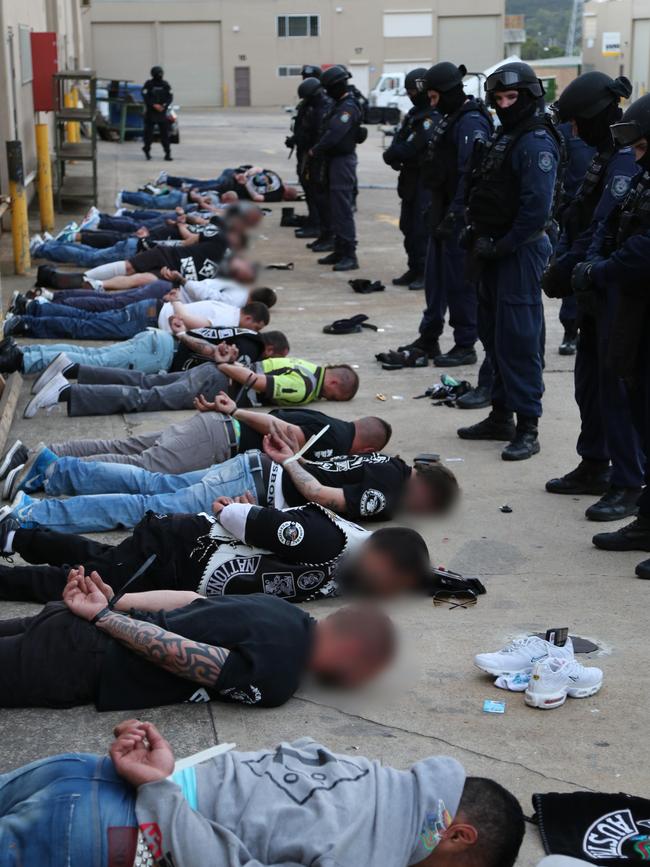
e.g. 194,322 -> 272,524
351,416 -> 392,453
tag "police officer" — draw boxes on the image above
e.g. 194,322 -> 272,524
382,68 -> 437,289
576,95 -> 650,575
400,62 -> 493,366
142,66 -> 173,162
311,65 -> 363,272
556,121 -> 596,354
286,77 -> 331,240
544,73 -> 642,522
458,61 -> 561,461
301,64 -> 322,81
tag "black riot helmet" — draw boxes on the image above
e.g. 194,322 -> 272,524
556,72 -> 632,147
150,66 -> 164,80
301,64 -> 322,80
425,62 -> 468,115
611,94 -> 650,168
298,77 -> 322,100
321,64 -> 351,99
485,61 -> 545,130
405,67 -> 429,109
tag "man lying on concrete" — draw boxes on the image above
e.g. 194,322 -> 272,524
158,164 -> 299,202
2,424 -> 458,533
0,716 -> 525,867
0,568 -> 394,710
17,347 -> 358,419
117,184 -> 234,210
3,296 -> 270,342
0,497 -> 429,603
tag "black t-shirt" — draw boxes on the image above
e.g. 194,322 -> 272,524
130,235 -> 229,280
170,328 -> 264,372
238,409 -> 355,458
96,593 -> 314,711
280,454 -> 412,521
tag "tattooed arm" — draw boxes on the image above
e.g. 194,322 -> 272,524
95,612 -> 230,687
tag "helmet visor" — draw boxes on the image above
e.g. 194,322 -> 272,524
610,120 -> 646,147
485,70 -> 526,92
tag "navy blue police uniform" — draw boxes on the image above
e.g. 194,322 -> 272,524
142,75 -> 173,159
293,91 -> 332,232
383,105 -> 439,279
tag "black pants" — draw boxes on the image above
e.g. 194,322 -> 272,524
1,518 -> 194,603
143,112 -> 170,156
0,602 -> 107,707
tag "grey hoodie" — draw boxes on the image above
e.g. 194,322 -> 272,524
136,737 -> 465,867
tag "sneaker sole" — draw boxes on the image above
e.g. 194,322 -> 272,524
0,441 -> 24,480
9,445 -> 45,500
458,430 -> 516,441
593,537 -> 650,552
524,689 -> 568,709
567,681 -> 602,699
3,465 -> 24,501
545,484 -> 610,495
31,353 -> 70,395
473,661 -> 533,677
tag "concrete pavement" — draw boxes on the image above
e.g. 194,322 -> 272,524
0,109 -> 647,864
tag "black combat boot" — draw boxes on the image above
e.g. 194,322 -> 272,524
558,329 -> 578,356
0,338 -> 24,374
456,385 -> 491,409
408,275 -> 425,290
142,147 -> 151,161
397,336 -> 441,359
457,406 -> 516,441
318,251 -> 343,265
501,415 -> 540,460
392,269 -> 415,286
310,236 -> 335,252
585,485 -> 642,522
333,254 -> 359,272
593,515 -> 650,551
545,459 -> 610,495
434,345 -> 478,367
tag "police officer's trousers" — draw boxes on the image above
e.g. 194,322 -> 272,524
478,236 -> 550,418
329,154 -> 357,256
143,111 -> 170,156
420,232 -> 479,348
574,289 -> 645,489
399,186 -> 430,276
632,337 -> 650,518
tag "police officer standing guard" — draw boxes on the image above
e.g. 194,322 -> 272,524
310,65 -> 363,272
382,68 -> 437,290
142,66 -> 173,162
458,61 -> 561,461
399,63 -> 493,369
286,66 -> 324,239
543,72 -> 643,522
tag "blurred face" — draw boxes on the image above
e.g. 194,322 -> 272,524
634,138 -> 648,162
349,544 -> 419,597
229,258 -> 255,284
494,90 -> 519,108
428,89 -> 440,108
315,635 -> 385,688
403,473 -> 437,514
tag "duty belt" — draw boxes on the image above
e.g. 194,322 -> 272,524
223,416 -> 239,459
244,450 -> 267,504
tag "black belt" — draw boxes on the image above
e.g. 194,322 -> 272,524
223,416 -> 239,459
244,450 -> 267,504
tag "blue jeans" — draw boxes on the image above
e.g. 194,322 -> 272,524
122,190 -> 184,209
33,238 -> 138,267
48,281 -> 170,312
0,754 -> 135,867
21,329 -> 176,374
21,453 -> 259,532
19,298 -> 160,341
99,215 -> 167,232
165,170 -> 232,191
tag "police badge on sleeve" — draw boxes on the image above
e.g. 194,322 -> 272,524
339,112 -> 351,123
538,151 -> 554,173
611,175 -> 632,200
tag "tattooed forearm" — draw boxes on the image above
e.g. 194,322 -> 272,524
282,460 -> 346,512
177,333 -> 214,358
96,611 -> 229,687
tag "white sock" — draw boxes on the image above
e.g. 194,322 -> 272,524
84,261 -> 127,280
3,530 -> 15,554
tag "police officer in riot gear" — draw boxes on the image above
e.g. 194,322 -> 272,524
458,61 -> 561,461
310,65 -> 363,271
142,66 -> 173,162
382,68 -> 438,288
569,96 -> 650,572
301,64 -> 322,81
286,77 -> 331,239
544,73 -> 643,522
399,62 -> 493,365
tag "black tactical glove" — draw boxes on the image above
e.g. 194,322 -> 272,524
458,226 -> 474,251
542,262 -> 572,299
432,212 -> 459,242
285,136 -> 295,150
572,262 -> 600,317
473,236 -> 506,261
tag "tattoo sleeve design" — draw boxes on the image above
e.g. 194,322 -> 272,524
96,611 -> 230,687
177,332 -> 214,358
284,460 -> 346,512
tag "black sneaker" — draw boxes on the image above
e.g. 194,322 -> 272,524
434,345 -> 478,367
456,386 -> 491,410
164,154 -> 173,162
295,227 -> 320,239
635,559 -> 650,579
376,349 -> 428,370
0,514 -> 19,561
392,270 -> 415,286
559,330 -> 578,355
0,440 -> 29,482
397,337 -> 441,359
8,291 -> 27,316
546,460 -> 611,495
458,411 -> 516,442
0,338 -> 23,374
332,256 -> 359,272
593,516 -> 650,551
408,276 -> 425,291
502,417 -> 540,461
318,252 -> 343,265
585,486 -> 642,522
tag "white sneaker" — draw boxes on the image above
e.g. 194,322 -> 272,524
85,278 -> 104,292
23,372 -> 68,419
525,657 -> 603,710
154,171 -> 167,185
42,231 -> 55,242
474,636 -> 575,676
29,234 -> 44,255
54,221 -> 79,242
35,288 -> 54,301
80,206 -> 101,232
115,191 -> 123,209
31,352 -> 73,395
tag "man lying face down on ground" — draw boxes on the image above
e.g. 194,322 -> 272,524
0,716 -> 525,867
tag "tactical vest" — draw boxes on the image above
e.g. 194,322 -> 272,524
561,146 -> 615,243
615,169 -> 650,246
321,95 -> 361,156
467,112 -> 565,239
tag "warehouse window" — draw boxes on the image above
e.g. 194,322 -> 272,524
277,15 -> 319,38
278,66 -> 304,77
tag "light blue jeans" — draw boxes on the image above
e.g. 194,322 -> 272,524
18,298 -> 160,341
33,237 -> 138,267
0,753 -> 136,867
19,453 -> 259,533
122,190 -> 184,209
21,329 -> 176,374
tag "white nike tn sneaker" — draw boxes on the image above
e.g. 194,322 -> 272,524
474,636 -> 574,676
524,657 -> 603,710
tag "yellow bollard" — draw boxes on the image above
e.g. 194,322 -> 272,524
6,141 -> 31,275
70,87 -> 80,143
35,123 -> 54,232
